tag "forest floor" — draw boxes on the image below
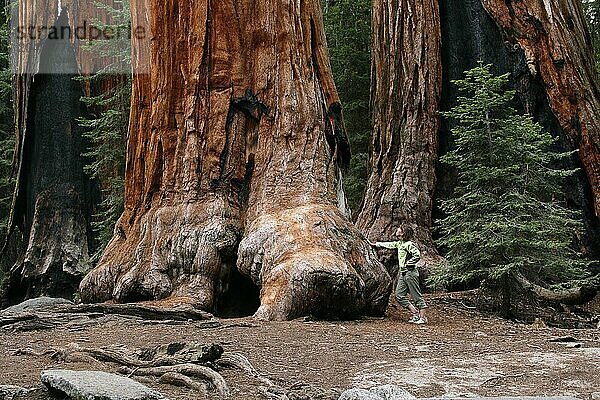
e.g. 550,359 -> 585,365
1,292 -> 599,400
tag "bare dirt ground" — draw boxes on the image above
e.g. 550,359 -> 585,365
1,293 -> 599,399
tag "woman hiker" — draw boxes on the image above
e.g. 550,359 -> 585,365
370,225 -> 428,324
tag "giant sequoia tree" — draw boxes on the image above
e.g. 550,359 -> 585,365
359,0 -> 600,270
12,0 -> 596,317
356,0 -> 442,267
79,0 -> 391,320
480,0 -> 600,218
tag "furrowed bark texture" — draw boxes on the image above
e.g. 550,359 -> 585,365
359,0 -> 599,274
80,0 -> 391,320
356,0 -> 442,267
7,0 -> 107,301
235,1 -> 390,320
80,0 -> 245,309
480,0 -> 600,218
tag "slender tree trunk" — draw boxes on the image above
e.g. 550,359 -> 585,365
80,0 -> 392,320
356,0 -> 443,268
7,2 -> 101,302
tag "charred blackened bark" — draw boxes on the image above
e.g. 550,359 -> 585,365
79,0 -> 391,320
356,0 -> 443,269
7,10 -> 97,302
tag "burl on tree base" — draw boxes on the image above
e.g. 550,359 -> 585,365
79,0 -> 391,320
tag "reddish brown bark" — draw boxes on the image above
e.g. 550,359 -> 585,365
356,0 -> 443,267
479,0 -> 600,218
80,0 -> 391,320
80,0 -> 245,307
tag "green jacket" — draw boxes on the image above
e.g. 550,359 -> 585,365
374,240 -> 420,272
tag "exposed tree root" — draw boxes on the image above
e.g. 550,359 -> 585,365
512,272 -> 598,305
216,352 -> 298,398
18,335 -> 337,400
0,301 -> 220,332
216,352 -> 276,388
57,343 -> 164,367
158,372 -> 207,393
0,313 -> 76,332
56,342 -> 224,367
48,341 -> 231,398
217,352 -> 258,376
0,313 -> 45,328
59,302 -> 215,321
122,364 -> 230,398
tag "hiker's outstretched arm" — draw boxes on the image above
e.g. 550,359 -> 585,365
373,241 -> 400,249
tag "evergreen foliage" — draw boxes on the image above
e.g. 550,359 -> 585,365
78,0 -> 131,259
433,64 -> 587,289
323,0 -> 371,214
0,3 -> 15,277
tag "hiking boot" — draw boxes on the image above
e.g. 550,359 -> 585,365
408,315 -> 421,323
414,317 -> 428,325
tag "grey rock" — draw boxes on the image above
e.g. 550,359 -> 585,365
0,385 -> 28,400
41,370 -> 167,400
371,385 -> 416,400
1,297 -> 72,314
339,388 -> 384,400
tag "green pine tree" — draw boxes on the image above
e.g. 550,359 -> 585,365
78,0 -> 131,259
432,64 -> 587,293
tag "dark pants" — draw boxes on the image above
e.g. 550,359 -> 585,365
395,269 -> 427,310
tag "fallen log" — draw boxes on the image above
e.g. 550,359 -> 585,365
512,272 -> 598,305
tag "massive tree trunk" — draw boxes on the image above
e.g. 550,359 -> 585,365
6,2 -> 102,302
79,0 -> 392,320
356,0 -> 443,268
